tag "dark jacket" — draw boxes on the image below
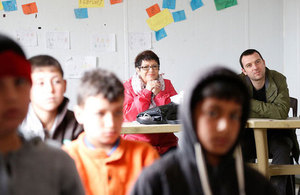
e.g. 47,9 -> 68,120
239,68 -> 299,162
131,67 -> 277,195
19,97 -> 83,145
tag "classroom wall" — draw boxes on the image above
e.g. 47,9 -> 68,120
283,0 -> 300,108
0,0 -> 286,109
283,0 -> 300,149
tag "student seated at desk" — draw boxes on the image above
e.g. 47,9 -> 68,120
20,55 -> 83,145
63,69 -> 159,195
122,50 -> 178,155
0,34 -> 84,195
131,67 -> 277,195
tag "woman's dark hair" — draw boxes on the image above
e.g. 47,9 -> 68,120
134,50 -> 160,68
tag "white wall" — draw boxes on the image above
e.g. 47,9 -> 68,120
0,0 -> 286,109
283,0 -> 300,109
283,0 -> 300,149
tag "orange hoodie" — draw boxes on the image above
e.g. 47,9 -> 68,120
63,133 -> 159,195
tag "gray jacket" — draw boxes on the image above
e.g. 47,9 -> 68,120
0,136 -> 84,195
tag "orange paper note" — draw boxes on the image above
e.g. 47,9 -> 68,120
146,4 -> 160,17
22,2 -> 38,15
111,0 -> 122,5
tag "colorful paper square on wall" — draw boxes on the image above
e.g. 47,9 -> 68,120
146,3 -> 160,17
146,9 -> 174,31
0,1 -> 3,10
79,0 -> 104,8
162,0 -> 175,10
110,0 -> 122,5
172,10 -> 186,22
155,28 -> 167,41
214,0 -> 237,11
190,0 -> 203,11
74,8 -> 88,19
2,0 -> 17,12
22,2 -> 38,15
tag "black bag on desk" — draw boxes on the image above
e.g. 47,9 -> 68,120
136,102 -> 180,125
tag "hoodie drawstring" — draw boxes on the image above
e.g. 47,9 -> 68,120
194,143 -> 246,195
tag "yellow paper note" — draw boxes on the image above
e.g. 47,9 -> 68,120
146,9 -> 174,31
0,1 -> 3,10
79,0 -> 104,8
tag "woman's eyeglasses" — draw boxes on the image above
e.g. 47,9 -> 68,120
139,65 -> 159,71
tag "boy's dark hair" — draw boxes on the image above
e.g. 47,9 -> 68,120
135,50 -> 160,68
191,68 -> 250,131
239,49 -> 264,68
0,34 -> 26,57
29,55 -> 64,77
193,78 -> 247,107
77,69 -> 124,106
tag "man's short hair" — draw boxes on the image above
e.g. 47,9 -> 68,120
134,50 -> 160,68
77,69 -> 124,106
239,49 -> 264,68
29,55 -> 64,77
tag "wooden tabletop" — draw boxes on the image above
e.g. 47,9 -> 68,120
246,117 -> 300,129
121,117 -> 300,134
121,122 -> 181,134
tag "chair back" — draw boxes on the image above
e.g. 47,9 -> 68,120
290,97 -> 298,117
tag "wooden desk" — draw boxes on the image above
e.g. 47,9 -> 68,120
121,122 -> 181,134
122,118 -> 300,178
246,117 -> 300,178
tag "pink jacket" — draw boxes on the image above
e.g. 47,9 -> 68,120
122,77 -> 178,155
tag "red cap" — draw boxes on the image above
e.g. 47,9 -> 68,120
0,51 -> 31,83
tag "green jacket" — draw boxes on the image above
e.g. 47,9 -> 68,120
239,68 -> 290,119
239,68 -> 299,162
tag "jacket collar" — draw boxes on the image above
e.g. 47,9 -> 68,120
244,68 -> 277,102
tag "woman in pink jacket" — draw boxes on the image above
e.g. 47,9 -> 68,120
122,50 -> 178,155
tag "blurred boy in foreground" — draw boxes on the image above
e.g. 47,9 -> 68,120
0,34 -> 84,195
131,67 -> 277,195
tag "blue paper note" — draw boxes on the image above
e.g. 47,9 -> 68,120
172,10 -> 186,22
162,0 -> 175,10
190,0 -> 203,11
2,0 -> 17,12
155,28 -> 167,41
74,8 -> 88,19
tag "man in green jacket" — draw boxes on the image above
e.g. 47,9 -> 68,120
239,49 -> 299,195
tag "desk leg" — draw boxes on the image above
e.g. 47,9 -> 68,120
253,128 -> 269,178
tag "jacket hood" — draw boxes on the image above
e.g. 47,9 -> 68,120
179,66 -> 250,161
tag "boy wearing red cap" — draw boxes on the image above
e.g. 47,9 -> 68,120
0,34 -> 84,195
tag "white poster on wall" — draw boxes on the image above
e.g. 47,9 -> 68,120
15,30 -> 38,47
64,56 -> 97,79
129,32 -> 152,50
46,31 -> 70,49
91,33 -> 116,52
